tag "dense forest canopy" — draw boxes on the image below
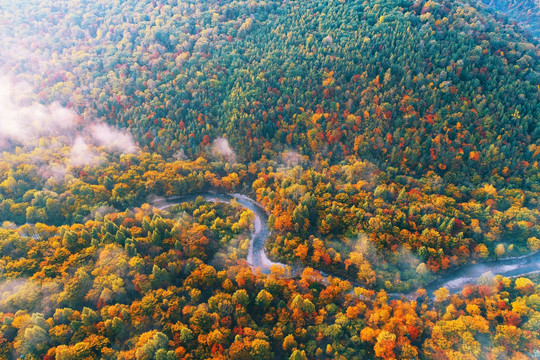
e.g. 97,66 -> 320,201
0,0 -> 539,358
479,0 -> 540,38
1,0 -> 538,185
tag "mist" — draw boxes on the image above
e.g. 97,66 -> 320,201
0,75 -> 138,170
0,77 -> 76,148
90,123 -> 137,154
211,137 -> 236,163
0,278 -> 61,316
281,150 -> 305,168
69,137 -> 100,166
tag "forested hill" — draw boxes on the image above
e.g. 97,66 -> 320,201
1,0 -> 538,189
480,0 -> 540,38
1,0 -> 540,359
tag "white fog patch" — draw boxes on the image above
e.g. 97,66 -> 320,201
0,77 -> 77,148
0,74 -> 139,171
0,277 -> 63,319
174,148 -> 187,161
69,137 -> 100,166
90,123 -> 138,153
40,164 -> 69,187
211,137 -> 236,163
281,150 -> 305,168
83,205 -> 117,222
0,278 -> 39,313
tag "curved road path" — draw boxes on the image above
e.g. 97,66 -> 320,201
155,193 -> 540,297
155,193 -> 285,274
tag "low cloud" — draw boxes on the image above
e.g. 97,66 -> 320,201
0,77 -> 77,148
281,150 -> 305,168
69,137 -> 100,166
40,164 -> 69,188
211,137 -> 236,163
0,278 -> 40,314
0,75 -> 138,170
90,123 -> 137,153
174,148 -> 187,161
83,205 -> 117,222
0,277 -> 63,317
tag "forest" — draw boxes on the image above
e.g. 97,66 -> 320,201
0,0 -> 538,358
479,0 -> 540,38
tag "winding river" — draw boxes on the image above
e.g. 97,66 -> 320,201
421,250 -> 540,296
155,193 -> 540,297
154,193 -> 285,274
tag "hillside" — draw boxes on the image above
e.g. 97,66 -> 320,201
480,0 -> 540,38
1,0 -> 538,186
0,0 -> 539,359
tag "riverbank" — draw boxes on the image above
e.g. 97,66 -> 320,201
155,192 -> 540,298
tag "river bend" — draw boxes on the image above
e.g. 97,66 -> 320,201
155,193 -> 540,297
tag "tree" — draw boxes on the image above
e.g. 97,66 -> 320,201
250,339 -> 272,360
282,334 -> 297,351
255,290 -> 273,309
17,313 -> 50,358
373,330 -> 396,359
494,244 -> 505,258
135,331 -> 169,360
289,350 -> 308,360
515,278 -> 535,295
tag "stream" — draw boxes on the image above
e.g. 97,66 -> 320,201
420,250 -> 540,296
154,193 -> 285,274
155,193 -> 540,298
